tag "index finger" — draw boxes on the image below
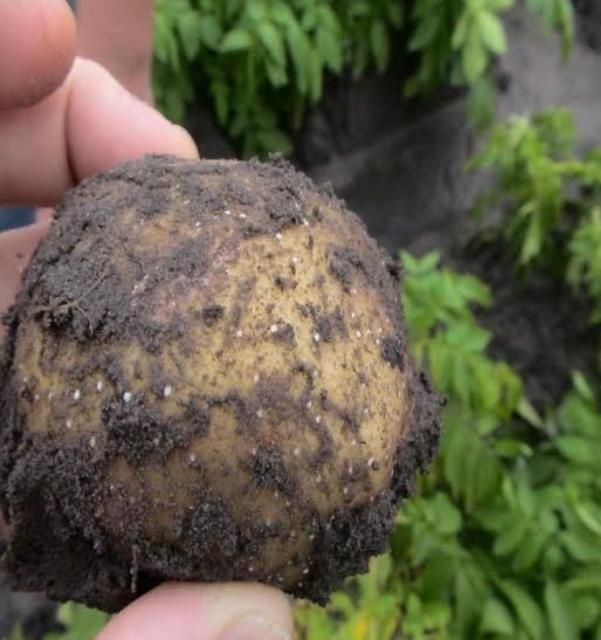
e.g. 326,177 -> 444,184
0,0 -> 76,109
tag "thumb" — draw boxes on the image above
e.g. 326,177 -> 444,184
96,582 -> 294,640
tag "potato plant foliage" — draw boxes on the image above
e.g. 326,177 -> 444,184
8,604 -> 108,640
152,0 -> 574,155
471,108 -> 601,331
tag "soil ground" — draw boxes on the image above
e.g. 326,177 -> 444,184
453,239 -> 599,409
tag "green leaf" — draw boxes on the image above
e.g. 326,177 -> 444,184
427,340 -> 451,392
420,553 -> 456,601
462,24 -> 488,83
566,567 -> 601,592
46,603 -> 108,640
424,601 -> 452,626
446,322 -> 490,352
558,392 -> 601,437
455,273 -> 492,306
403,250 -> 441,276
253,128 -> 293,155
452,13 -> 470,49
265,58 -> 288,87
544,581 -> 577,640
556,436 -> 598,465
557,0 -> 575,56
283,20 -> 312,96
560,527 -> 601,563
480,598 -> 515,635
497,580 -> 544,639
176,12 -> 203,60
306,47 -> 323,103
247,0 -> 267,23
515,468 -> 536,515
488,0 -> 514,9
161,83 -> 187,122
573,500 -> 601,536
493,518 -> 528,556
572,370 -> 595,402
370,19 -> 390,73
512,530 -> 547,571
270,1 -> 296,28
409,12 -> 439,52
210,77 -> 230,126
431,493 -> 463,535
475,503 -> 517,531
256,21 -> 286,67
520,205 -> 543,264
455,566 -> 487,635
543,543 -> 567,574
572,595 -> 601,630
466,440 -> 503,507
494,438 -> 533,458
386,2 -> 403,28
315,26 -> 344,73
479,11 -> 507,54
220,29 -> 253,53
154,13 -> 181,67
198,15 -> 222,50
329,590 -> 356,616
526,0 -> 574,56
468,73 -> 496,129
517,397 -> 543,428
443,422 -> 468,499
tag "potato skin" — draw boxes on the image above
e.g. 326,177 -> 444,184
0,156 -> 440,612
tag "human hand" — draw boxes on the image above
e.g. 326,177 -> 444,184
98,583 -> 293,640
0,2 -> 294,638
0,0 -> 196,333
35,0 -> 156,226
76,0 -> 155,104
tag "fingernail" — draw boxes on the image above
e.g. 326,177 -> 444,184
219,612 -> 291,640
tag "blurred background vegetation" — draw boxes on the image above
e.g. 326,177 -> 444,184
11,0 -> 601,638
152,0 -> 573,154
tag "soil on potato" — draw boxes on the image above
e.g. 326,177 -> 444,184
0,156 -> 441,614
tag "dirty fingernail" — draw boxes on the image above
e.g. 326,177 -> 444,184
219,612 -> 291,640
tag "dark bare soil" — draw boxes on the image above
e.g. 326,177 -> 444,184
453,238 -> 600,408
574,0 -> 601,51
